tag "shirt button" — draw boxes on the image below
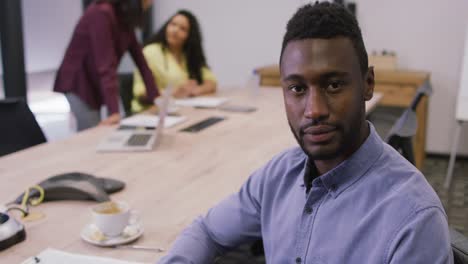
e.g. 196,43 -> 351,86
305,207 -> 313,214
296,257 -> 302,263
330,184 -> 337,191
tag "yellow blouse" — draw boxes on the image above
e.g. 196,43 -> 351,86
132,43 -> 217,113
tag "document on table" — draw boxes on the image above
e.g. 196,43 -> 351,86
174,97 -> 229,108
120,115 -> 187,128
21,248 -> 145,264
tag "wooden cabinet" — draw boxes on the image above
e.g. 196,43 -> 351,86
255,65 -> 430,169
255,65 -> 282,87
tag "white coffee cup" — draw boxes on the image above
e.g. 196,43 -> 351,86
92,201 -> 130,237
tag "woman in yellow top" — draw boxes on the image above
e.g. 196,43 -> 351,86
132,10 -> 217,112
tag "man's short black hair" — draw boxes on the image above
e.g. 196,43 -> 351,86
280,2 -> 368,75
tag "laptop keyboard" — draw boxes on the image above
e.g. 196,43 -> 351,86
126,134 -> 152,146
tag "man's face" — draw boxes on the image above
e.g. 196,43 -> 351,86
280,37 -> 373,160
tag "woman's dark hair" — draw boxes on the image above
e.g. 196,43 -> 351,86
96,0 -> 145,29
146,10 -> 208,84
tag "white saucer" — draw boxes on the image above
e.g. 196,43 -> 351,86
80,221 -> 144,247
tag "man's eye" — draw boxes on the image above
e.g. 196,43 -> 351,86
327,81 -> 344,92
289,85 -> 306,94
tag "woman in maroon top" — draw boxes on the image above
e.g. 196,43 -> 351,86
54,0 -> 158,131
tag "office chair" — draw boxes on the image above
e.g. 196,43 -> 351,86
383,82 -> 468,264
384,80 -> 432,164
118,73 -> 134,117
0,98 -> 47,156
452,228 -> 468,264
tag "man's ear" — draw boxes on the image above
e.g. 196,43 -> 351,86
363,66 -> 375,101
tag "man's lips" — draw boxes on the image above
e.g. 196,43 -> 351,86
303,125 -> 336,135
301,125 -> 337,143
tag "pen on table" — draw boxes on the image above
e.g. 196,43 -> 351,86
111,245 -> 165,252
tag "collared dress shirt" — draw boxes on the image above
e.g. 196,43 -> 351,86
158,123 -> 452,264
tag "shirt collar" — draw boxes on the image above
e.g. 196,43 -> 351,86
302,122 -> 384,198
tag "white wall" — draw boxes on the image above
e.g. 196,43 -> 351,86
21,0 -> 82,73
153,0 -> 304,87
1,1 -> 143,78
354,0 -> 468,154
154,0 -> 468,155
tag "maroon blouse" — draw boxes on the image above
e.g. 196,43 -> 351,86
53,2 -> 159,114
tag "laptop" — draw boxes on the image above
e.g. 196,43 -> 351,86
96,86 -> 172,152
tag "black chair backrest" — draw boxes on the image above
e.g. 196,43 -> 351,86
0,98 -> 47,156
451,228 -> 468,264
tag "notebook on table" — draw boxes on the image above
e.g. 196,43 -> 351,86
21,248 -> 145,264
174,97 -> 229,108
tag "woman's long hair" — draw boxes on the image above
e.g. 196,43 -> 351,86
146,10 -> 208,84
96,0 -> 145,29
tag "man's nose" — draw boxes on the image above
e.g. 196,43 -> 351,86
304,88 -> 330,121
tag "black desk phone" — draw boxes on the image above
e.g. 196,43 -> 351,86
13,172 -> 125,204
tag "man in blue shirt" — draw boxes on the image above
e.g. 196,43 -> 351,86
159,2 -> 452,263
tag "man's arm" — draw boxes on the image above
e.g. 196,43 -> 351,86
387,207 -> 453,264
158,168 -> 265,263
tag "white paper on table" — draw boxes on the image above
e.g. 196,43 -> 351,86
21,248 -> 145,264
174,97 -> 229,108
120,115 -> 187,128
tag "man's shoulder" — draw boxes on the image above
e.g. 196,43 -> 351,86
371,148 -> 450,263
374,144 -> 445,214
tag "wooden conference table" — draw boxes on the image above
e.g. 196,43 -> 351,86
0,87 -> 381,263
